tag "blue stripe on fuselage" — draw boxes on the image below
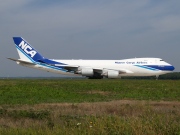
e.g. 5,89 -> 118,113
135,65 -> 175,71
16,46 -> 68,72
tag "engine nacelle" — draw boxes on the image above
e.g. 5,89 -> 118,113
107,70 -> 119,78
80,68 -> 94,76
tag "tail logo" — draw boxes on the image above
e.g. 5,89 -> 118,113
19,41 -> 37,58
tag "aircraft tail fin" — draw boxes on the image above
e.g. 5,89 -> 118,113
13,37 -> 44,63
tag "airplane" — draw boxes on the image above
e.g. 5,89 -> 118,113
8,37 -> 175,79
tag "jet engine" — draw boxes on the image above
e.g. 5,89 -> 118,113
103,70 -> 119,78
77,68 -> 94,76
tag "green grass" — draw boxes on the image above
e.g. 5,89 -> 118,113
0,79 -> 180,134
0,79 -> 179,105
0,102 -> 180,135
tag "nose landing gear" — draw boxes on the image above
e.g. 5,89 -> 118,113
156,75 -> 159,80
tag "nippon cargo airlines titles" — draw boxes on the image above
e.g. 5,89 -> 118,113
8,37 -> 175,79
115,61 -> 148,64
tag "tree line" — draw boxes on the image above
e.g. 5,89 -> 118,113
122,72 -> 180,80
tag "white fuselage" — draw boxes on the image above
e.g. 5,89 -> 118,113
11,37 -> 175,79
20,58 -> 174,77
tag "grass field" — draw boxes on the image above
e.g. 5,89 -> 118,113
0,79 -> 180,134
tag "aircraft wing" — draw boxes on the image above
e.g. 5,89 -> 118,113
115,69 -> 133,74
53,64 -> 79,72
54,64 -> 133,74
7,58 -> 36,65
8,58 -> 133,75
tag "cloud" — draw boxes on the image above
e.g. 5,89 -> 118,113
151,15 -> 180,32
0,0 -> 26,11
0,0 -> 180,77
1,1 -> 150,33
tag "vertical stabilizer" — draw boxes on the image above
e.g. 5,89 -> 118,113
13,37 -> 44,63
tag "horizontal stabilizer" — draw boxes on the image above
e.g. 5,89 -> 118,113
7,58 -> 36,65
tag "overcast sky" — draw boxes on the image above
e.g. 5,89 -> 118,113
1,0 -> 180,77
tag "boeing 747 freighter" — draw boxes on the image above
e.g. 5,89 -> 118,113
8,37 -> 175,79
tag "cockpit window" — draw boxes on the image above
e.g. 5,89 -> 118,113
160,59 -> 164,61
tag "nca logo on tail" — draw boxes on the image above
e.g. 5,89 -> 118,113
19,41 -> 37,58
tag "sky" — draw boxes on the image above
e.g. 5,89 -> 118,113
0,0 -> 180,77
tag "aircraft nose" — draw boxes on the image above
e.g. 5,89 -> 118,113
168,65 -> 175,71
164,65 -> 175,71
171,65 -> 175,71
